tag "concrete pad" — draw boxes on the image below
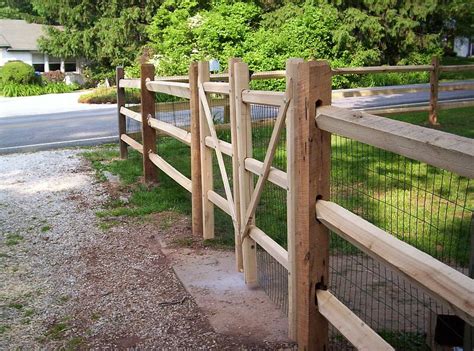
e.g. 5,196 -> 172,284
168,249 -> 290,343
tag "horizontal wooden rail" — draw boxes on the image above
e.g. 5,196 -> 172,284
361,105 -> 430,115
251,70 -> 286,80
119,78 -> 140,89
148,152 -> 192,192
146,81 -> 191,99
122,65 -> 474,87
316,200 -> 474,326
440,81 -> 474,91
332,65 -> 433,75
333,80 -> 474,99
439,99 -> 474,110
203,82 -> 230,94
316,289 -> 394,350
148,118 -> 191,146
316,106 -> 474,178
242,90 -> 286,106
204,136 -> 233,156
248,226 -> 288,270
333,85 -> 429,99
207,190 -> 231,216
120,134 -> 143,154
244,158 -> 288,189
120,106 -> 141,122
440,64 -> 474,72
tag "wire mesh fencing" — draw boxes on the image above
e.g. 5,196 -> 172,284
329,135 -> 473,349
122,88 -> 472,349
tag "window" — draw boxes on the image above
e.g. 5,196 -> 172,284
33,64 -> 45,72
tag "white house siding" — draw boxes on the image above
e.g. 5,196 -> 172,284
0,50 -> 78,73
0,49 -> 33,66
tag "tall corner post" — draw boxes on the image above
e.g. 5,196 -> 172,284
140,64 -> 157,183
198,61 -> 215,240
429,55 -> 440,126
229,57 -> 244,272
286,58 -> 304,341
189,62 -> 203,237
234,62 -> 257,285
293,60 -> 332,350
116,66 -> 127,159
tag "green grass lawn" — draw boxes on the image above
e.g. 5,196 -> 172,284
440,56 -> 474,81
82,107 -> 473,266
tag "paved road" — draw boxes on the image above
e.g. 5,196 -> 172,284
0,87 -> 473,154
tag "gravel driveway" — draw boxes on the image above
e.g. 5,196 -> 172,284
0,149 -> 289,349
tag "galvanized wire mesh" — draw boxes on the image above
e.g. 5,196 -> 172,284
122,88 -> 473,349
329,135 -> 473,349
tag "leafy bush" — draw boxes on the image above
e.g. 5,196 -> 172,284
42,70 -> 65,83
0,61 -> 39,85
0,82 -> 79,97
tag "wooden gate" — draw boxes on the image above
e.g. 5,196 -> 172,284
195,59 -> 299,338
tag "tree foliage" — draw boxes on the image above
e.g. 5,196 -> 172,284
32,0 -> 163,69
1,0 -> 468,83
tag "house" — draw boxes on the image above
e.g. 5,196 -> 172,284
0,19 -> 82,73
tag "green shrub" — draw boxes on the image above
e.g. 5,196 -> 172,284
0,82 -> 78,97
0,61 -> 39,85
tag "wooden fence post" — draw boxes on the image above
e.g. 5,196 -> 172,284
140,64 -> 157,183
293,60 -> 332,350
198,61 -> 215,239
189,62 -> 203,237
464,214 -> 474,350
234,62 -> 257,284
429,55 -> 440,125
229,58 -> 244,272
116,66 -> 128,159
286,58 -> 304,340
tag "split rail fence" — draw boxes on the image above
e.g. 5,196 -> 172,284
116,59 -> 474,350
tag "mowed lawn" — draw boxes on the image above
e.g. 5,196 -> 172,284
83,107 -> 473,266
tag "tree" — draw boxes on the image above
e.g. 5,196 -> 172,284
33,0 -> 163,69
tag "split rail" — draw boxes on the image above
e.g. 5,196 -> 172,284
116,59 -> 474,350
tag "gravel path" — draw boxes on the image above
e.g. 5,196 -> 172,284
0,149 -> 290,350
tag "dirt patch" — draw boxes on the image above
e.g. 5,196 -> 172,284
0,149 -> 293,349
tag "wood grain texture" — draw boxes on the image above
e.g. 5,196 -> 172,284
149,152 -> 192,192
234,62 -> 257,285
116,67 -> 128,159
140,64 -> 157,183
198,62 -> 214,240
292,60 -> 332,350
316,290 -> 394,350
429,56 -> 440,125
189,62 -> 203,237
120,134 -> 143,154
229,58 -> 243,272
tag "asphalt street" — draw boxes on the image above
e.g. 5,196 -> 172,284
0,86 -> 473,154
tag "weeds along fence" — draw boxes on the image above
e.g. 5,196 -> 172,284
116,59 -> 474,350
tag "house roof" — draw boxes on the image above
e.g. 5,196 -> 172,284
0,19 -> 54,51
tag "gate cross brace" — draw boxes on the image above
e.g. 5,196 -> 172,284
198,82 -> 238,229
240,93 -> 291,240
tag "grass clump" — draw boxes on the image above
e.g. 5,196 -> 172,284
41,225 -> 51,232
5,233 -> 23,246
78,87 -> 140,104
